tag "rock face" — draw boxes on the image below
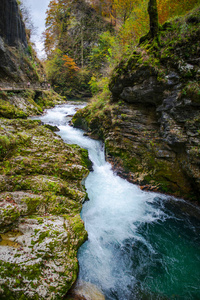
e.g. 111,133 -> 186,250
0,0 -> 27,47
0,92 -> 90,299
0,0 -> 44,85
73,7 -> 200,202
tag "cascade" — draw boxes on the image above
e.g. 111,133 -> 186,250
37,103 -> 200,300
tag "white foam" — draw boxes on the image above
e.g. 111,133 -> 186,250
36,103 -> 167,297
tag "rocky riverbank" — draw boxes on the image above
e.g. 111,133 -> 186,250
0,91 -> 90,299
72,7 -> 200,202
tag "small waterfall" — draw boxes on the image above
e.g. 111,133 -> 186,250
37,103 -> 200,300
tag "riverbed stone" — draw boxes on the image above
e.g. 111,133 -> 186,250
66,280 -> 105,300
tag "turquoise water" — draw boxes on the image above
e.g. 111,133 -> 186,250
38,103 -> 200,300
116,198 -> 200,299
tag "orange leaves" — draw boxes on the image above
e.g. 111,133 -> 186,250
63,55 -> 80,76
157,0 -> 177,24
157,0 -> 199,24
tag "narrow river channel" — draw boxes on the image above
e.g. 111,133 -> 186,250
37,102 -> 200,300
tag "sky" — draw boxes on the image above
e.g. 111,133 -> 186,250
25,0 -> 51,58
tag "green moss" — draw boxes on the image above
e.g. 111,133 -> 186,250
70,145 -> 92,169
21,197 -> 41,214
34,90 -> 65,109
0,205 -> 20,233
0,109 -> 91,299
0,99 -> 27,119
181,81 -> 200,102
68,215 -> 88,248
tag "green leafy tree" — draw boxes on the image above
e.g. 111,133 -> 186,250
44,0 -> 200,97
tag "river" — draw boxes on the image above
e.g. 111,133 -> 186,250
37,102 -> 200,300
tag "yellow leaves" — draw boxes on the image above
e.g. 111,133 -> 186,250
157,0 -> 199,24
112,0 -> 140,23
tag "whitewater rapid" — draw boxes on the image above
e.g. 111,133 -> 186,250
36,103 -> 200,300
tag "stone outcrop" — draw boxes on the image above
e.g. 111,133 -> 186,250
73,7 -> 200,202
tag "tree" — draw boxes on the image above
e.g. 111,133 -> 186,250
18,0 -> 37,38
139,0 -> 159,43
148,0 -> 159,37
112,0 -> 139,24
44,0 -> 110,63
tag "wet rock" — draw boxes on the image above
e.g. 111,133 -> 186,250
66,280 -> 105,300
44,124 -> 60,132
165,72 -> 180,86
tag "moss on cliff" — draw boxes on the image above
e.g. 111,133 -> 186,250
72,7 -> 200,202
0,89 -> 65,120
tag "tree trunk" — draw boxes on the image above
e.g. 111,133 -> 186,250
139,0 -> 159,44
148,0 -> 159,37
80,17 -> 84,68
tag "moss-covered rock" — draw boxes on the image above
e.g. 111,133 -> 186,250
0,216 -> 83,299
0,89 -> 65,119
0,113 -> 90,299
0,95 -> 28,119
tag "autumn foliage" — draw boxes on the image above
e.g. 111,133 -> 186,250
157,0 -> 200,24
44,0 -> 200,97
63,55 -> 79,74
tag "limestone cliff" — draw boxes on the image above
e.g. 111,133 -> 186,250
73,7 -> 200,202
0,0 -> 27,47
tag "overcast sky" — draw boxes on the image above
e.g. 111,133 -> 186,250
25,0 -> 51,58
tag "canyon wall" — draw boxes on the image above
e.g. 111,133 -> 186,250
0,0 -> 27,47
73,7 -> 200,202
0,0 -> 43,85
